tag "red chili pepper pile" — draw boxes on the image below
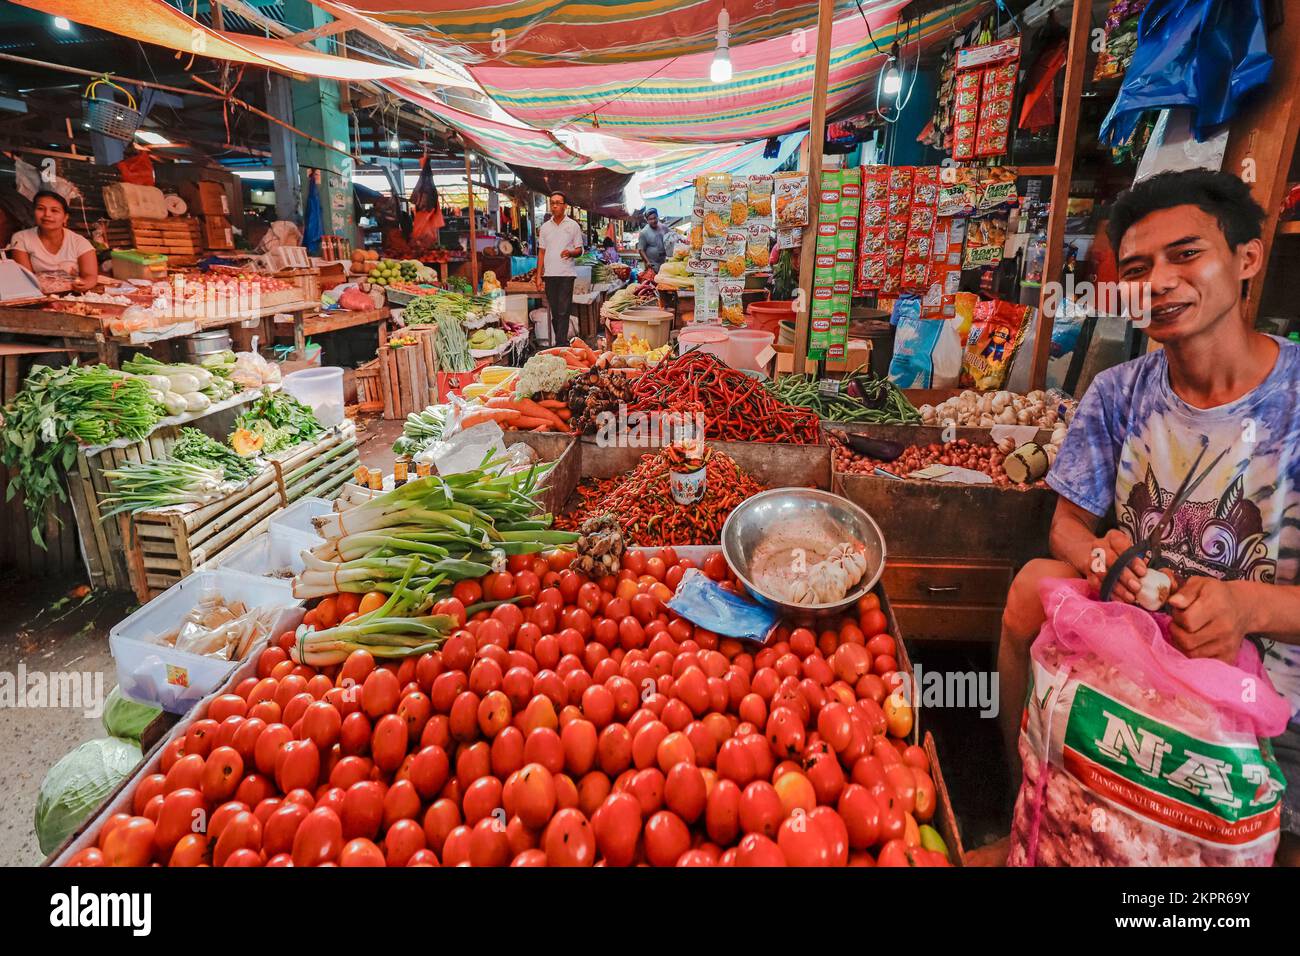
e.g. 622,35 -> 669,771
556,447 -> 764,545
630,352 -> 821,444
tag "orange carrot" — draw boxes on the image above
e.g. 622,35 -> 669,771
511,415 -> 551,428
511,397 -> 566,428
537,399 -> 566,410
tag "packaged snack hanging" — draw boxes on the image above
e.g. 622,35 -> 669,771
961,298 -> 1033,390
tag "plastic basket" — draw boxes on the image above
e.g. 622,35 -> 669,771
83,78 -> 143,141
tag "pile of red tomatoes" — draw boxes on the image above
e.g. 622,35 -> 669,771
67,547 -> 947,867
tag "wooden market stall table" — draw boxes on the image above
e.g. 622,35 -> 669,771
0,298 -> 318,367
288,307 -> 390,360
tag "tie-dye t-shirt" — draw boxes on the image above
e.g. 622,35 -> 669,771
1046,338 -> 1300,717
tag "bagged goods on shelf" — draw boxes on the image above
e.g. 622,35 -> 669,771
1009,579 -> 1289,867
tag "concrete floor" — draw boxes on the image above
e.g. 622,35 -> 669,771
0,415 -> 401,867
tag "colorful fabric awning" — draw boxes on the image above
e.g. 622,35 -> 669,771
14,0 -> 474,85
388,81 -> 593,169
468,1 -> 983,143
332,0 -> 894,66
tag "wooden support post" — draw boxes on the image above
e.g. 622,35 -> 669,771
1027,0 -> 1092,391
793,0 -> 837,376
466,148 -> 479,290
1223,10 -> 1300,326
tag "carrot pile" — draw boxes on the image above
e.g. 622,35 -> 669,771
556,447 -> 764,545
541,338 -> 643,374
630,351 -> 821,444
459,395 -> 572,432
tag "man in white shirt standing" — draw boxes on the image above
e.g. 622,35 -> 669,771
536,191 -> 585,342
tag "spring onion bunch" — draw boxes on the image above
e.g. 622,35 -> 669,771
294,454 -> 579,600
99,458 -> 236,518
290,560 -> 458,666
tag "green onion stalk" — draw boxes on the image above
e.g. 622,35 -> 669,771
295,453 -> 579,602
291,560 -> 459,666
99,458 -> 236,518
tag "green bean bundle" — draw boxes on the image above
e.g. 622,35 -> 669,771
766,372 -> 921,424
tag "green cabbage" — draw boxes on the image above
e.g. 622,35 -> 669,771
102,686 -> 161,742
35,737 -> 142,854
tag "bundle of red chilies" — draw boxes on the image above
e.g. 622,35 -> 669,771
630,351 -> 821,444
557,448 -> 765,545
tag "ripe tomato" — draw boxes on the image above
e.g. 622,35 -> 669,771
735,832 -> 786,867
483,571 -> 517,602
263,802 -> 310,857
167,833 -> 209,867
701,553 -> 729,582
153,788 -> 206,855
542,808 -> 596,866
102,816 -> 156,867
641,810 -> 688,867
275,739 -> 321,793
201,746 -> 244,803
292,807 -> 344,866
663,763 -> 706,823
361,668 -> 401,719
213,810 -> 262,867
338,837 -> 386,867
777,813 -> 833,867
592,790 -> 641,867
860,608 -> 888,638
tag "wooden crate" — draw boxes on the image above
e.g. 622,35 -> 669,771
274,268 -> 321,304
827,422 -> 1057,643
106,217 -> 202,257
378,330 -> 437,420
64,391 -> 267,590
352,358 -> 385,415
122,424 -> 360,601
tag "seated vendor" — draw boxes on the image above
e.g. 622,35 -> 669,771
996,169 -> 1300,864
8,190 -> 98,293
600,237 -> 622,264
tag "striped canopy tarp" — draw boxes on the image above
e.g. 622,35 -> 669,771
469,1 -> 983,144
389,81 -> 594,169
13,0 -> 472,85
335,0 -> 904,66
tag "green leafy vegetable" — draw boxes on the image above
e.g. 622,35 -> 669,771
231,388 -> 323,453
172,427 -> 259,481
0,363 -> 162,547
35,736 -> 141,854
101,686 -> 160,742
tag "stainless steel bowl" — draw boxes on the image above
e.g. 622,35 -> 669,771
721,487 -> 887,622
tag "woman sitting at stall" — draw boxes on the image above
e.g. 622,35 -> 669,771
7,190 -> 98,293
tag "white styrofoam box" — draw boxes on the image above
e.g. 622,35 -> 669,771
110,570 -> 303,714
210,525 -> 317,579
269,496 -> 335,537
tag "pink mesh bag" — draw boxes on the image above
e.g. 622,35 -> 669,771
1009,579 -> 1290,867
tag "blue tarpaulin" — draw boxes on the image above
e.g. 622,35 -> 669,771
1100,0 -> 1273,145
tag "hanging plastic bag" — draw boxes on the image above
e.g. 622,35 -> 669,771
115,151 -> 156,187
1009,579 -> 1289,867
1100,0 -> 1273,145
410,154 -> 445,246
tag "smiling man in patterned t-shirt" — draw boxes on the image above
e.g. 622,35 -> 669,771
997,169 -> 1300,865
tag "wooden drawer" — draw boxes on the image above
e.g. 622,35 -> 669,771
891,603 -> 1004,643
883,560 -> 1013,606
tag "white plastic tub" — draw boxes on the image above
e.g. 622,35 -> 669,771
210,525 -> 317,579
724,328 -> 775,371
270,496 -> 334,536
282,366 -> 344,427
678,326 -> 729,360
109,569 -> 302,714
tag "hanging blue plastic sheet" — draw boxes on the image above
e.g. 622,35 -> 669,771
1099,0 -> 1273,145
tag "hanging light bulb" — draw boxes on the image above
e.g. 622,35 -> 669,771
52,16 -> 71,30
710,6 -> 732,84
881,41 -> 902,98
